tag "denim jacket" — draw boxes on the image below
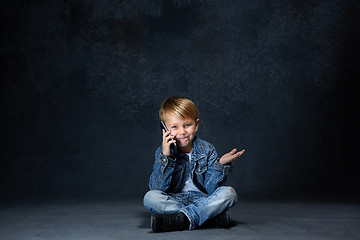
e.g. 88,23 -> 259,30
149,136 -> 232,194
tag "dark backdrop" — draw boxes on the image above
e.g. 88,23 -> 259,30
1,0 -> 359,201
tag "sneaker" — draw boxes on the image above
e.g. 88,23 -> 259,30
151,212 -> 190,233
208,210 -> 232,228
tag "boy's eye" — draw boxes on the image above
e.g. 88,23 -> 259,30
171,126 -> 177,129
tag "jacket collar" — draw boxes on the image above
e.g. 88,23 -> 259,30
191,136 -> 206,161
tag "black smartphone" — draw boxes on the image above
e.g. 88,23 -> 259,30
160,121 -> 177,155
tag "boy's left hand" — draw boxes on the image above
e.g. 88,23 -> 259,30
219,148 -> 245,165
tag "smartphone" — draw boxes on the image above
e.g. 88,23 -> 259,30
160,121 -> 177,155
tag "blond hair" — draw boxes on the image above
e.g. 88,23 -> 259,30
159,97 -> 198,122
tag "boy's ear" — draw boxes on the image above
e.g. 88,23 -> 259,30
195,118 -> 200,132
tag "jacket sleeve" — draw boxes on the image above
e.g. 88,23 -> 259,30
204,145 -> 233,194
148,147 -> 177,191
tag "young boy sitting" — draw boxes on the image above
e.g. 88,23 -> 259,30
143,97 -> 245,232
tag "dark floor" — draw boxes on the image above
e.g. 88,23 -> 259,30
1,198 -> 359,240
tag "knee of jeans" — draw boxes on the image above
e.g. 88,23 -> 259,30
143,190 -> 180,213
219,186 -> 238,203
143,190 -> 164,205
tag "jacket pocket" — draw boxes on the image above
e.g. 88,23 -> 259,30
195,162 -> 207,175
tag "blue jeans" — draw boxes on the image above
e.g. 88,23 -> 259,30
143,186 -> 238,230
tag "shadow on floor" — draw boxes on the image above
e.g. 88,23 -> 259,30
137,211 -> 151,229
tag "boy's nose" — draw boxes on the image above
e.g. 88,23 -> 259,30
178,127 -> 186,135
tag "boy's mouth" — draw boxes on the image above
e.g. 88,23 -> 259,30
176,136 -> 189,140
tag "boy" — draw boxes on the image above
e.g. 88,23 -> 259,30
143,97 -> 245,232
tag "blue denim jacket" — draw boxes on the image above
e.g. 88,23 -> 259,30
149,136 -> 232,194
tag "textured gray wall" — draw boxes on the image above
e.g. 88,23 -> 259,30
1,0 -> 359,200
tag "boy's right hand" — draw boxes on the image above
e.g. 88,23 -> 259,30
162,129 -> 176,157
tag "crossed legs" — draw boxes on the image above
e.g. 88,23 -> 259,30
143,186 -> 238,230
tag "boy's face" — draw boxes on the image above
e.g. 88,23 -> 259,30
164,112 -> 199,153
